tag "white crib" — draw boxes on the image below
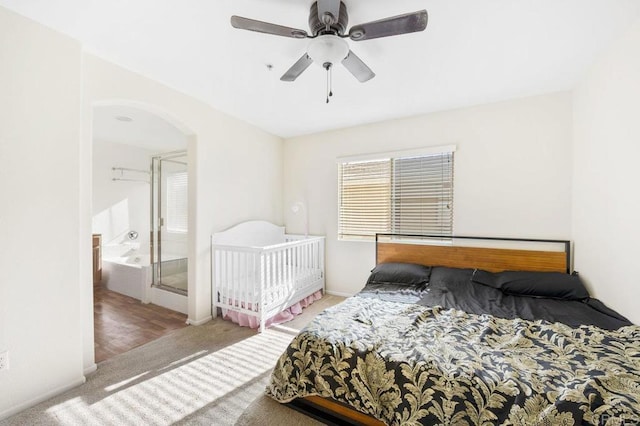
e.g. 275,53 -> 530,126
211,221 -> 325,332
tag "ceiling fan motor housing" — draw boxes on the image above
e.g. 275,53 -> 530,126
309,1 -> 349,35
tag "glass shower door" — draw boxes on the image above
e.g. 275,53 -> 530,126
151,151 -> 188,295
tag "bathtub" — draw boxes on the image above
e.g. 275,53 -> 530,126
102,244 -> 151,301
101,243 -> 188,314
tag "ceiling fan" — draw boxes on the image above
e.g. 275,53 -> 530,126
231,1 -> 428,101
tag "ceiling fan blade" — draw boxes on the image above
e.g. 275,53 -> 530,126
231,16 -> 308,39
317,0 -> 341,26
281,54 -> 314,82
349,10 -> 428,41
342,50 -> 375,82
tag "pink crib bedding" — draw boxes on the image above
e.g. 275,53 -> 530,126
222,290 -> 323,329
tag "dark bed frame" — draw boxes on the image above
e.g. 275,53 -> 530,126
287,233 -> 572,425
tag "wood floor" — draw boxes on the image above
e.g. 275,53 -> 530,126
94,285 -> 189,363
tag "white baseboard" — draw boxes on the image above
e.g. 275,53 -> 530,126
0,376 -> 86,421
83,363 -> 97,376
325,290 -> 354,298
187,315 -> 212,326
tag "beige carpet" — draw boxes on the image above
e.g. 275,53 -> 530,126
235,394 -> 322,426
1,295 -> 343,426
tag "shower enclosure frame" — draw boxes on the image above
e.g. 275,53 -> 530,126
150,150 -> 188,296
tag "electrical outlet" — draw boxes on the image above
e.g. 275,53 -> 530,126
0,350 -> 9,371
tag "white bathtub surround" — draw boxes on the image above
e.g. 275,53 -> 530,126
101,242 -> 188,313
102,242 -> 150,302
102,259 -> 150,302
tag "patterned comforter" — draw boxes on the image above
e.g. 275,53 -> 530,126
266,296 -> 640,425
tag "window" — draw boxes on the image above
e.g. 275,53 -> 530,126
338,148 -> 454,240
166,171 -> 188,233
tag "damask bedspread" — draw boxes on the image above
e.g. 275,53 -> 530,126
267,295 -> 640,425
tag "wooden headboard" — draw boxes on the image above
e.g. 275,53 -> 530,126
376,234 -> 571,274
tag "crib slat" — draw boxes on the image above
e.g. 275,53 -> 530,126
312,240 -> 318,277
221,250 -> 226,304
238,251 -> 243,309
282,248 -> 287,299
276,250 -> 280,302
277,250 -> 282,302
244,252 -> 248,309
214,250 -> 219,304
254,252 -> 259,313
222,250 -> 227,304
230,250 -> 235,307
303,243 -> 308,286
288,246 -> 293,292
238,251 -> 243,308
245,252 -> 250,310
260,252 -> 265,315
263,253 -> 268,310
218,250 -> 227,304
273,251 -> 278,302
295,245 -> 300,291
267,252 -> 273,306
231,251 -> 237,308
233,251 -> 238,308
244,252 -> 249,312
269,252 -> 272,307
227,251 -> 232,307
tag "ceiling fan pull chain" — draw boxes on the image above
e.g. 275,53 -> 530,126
325,62 -> 333,103
329,65 -> 333,98
326,64 -> 329,103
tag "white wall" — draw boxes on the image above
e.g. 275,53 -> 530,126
80,54 -> 284,367
0,4 -> 284,417
284,92 -> 574,295
92,139 -> 155,247
572,18 -> 640,324
0,6 -> 85,418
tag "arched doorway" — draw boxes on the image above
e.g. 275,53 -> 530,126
90,101 -> 196,364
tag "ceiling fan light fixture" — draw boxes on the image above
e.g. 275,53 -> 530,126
307,35 -> 349,66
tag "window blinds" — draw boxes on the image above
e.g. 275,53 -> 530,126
338,160 -> 392,240
392,153 -> 454,236
166,171 -> 188,233
338,151 -> 454,240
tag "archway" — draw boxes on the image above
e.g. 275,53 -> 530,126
86,100 -> 197,367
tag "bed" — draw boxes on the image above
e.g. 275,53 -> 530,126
266,234 -> 640,425
211,221 -> 325,332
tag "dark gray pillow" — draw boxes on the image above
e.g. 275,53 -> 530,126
367,262 -> 432,286
470,269 -> 502,289
471,269 -> 590,300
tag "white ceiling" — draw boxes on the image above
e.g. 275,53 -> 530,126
93,105 -> 188,152
3,0 -> 640,138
